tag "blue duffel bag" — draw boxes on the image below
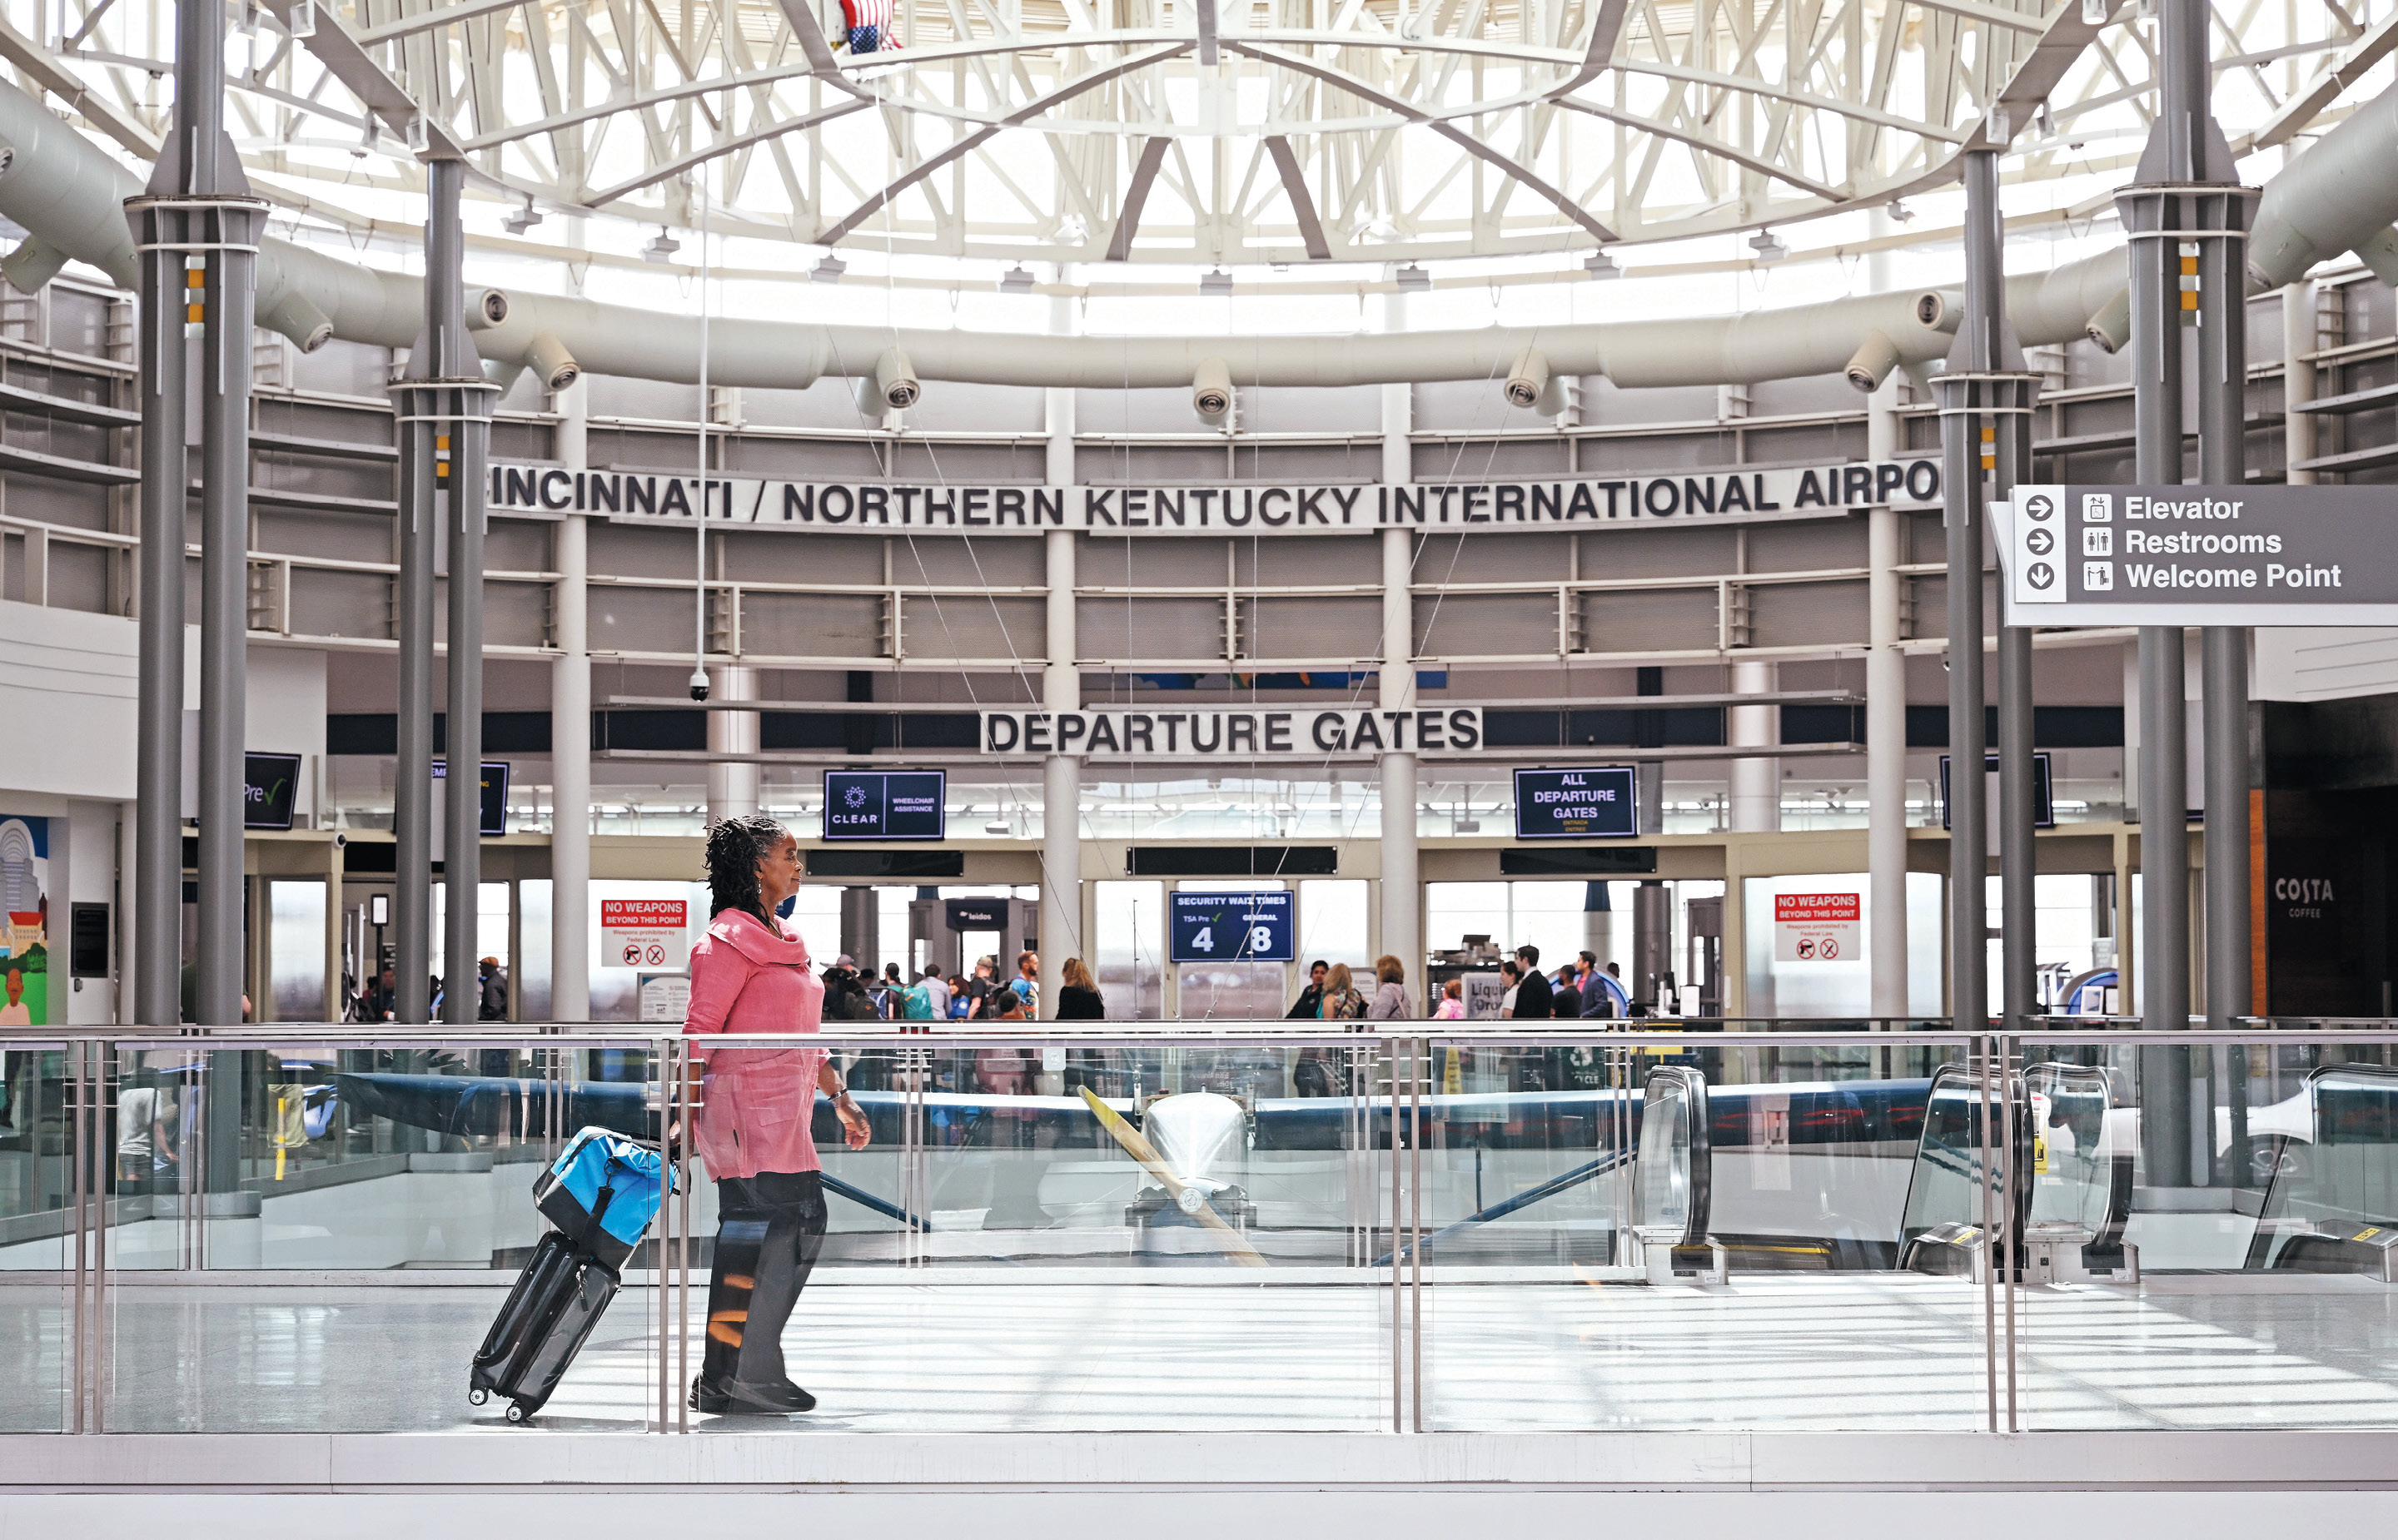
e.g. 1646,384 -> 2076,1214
531,1127 -> 674,1273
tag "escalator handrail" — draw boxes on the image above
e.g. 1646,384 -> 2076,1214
1638,1065 -> 1711,1249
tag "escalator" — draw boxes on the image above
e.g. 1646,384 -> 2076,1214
1630,1066 -> 1724,1282
1898,1061 -> 2135,1283
2245,1062 -> 2398,1280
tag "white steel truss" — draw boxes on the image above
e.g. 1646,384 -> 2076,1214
0,0 -> 2389,262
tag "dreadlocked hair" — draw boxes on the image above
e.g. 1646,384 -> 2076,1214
704,812 -> 792,930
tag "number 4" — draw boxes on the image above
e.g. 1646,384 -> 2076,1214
1190,926 -> 1215,953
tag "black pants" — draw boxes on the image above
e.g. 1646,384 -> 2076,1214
702,1170 -> 828,1392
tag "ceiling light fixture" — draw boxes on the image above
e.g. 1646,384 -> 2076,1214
1394,263 -> 1430,292
502,199 -> 542,236
1885,200 -> 1915,224
1198,268 -> 1234,296
641,228 -> 679,263
1748,231 -> 1788,264
1583,248 -> 1621,280
810,254 -> 847,284
998,264 -> 1035,295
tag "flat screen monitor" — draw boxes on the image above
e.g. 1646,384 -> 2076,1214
823,770 -> 948,841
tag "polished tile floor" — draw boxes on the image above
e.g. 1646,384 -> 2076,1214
7,1272 -> 2398,1433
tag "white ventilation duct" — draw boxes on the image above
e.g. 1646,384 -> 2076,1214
1843,330 -> 1901,392
2084,288 -> 2132,354
526,330 -> 580,392
1504,347 -> 1550,409
1192,356 -> 1233,422
872,346 -> 920,410
0,75 -> 2394,396
0,233 -> 67,293
261,289 -> 335,352
466,287 -> 510,329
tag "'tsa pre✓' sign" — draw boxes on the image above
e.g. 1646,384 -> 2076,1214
1515,767 -> 1638,839
823,770 -> 948,841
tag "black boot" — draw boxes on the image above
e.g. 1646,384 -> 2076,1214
690,1374 -> 814,1415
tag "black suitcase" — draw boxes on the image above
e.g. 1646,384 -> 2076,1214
470,1230 -> 620,1423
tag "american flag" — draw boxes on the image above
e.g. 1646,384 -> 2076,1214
840,0 -> 899,52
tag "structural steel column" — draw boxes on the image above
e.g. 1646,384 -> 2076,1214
129,0 -> 269,1032
1933,146 -> 2037,1032
1381,525 -> 1420,982
706,663 -> 760,823
1867,377 -> 1909,1018
2284,282 -> 2316,487
1987,155 -> 2041,1032
1040,529 -> 1080,1016
2118,0 -> 2254,1178
1728,658 -> 1779,833
391,157 -> 496,1025
550,378 -> 590,1022
127,170 -> 189,1028
2199,178 -> 2256,1046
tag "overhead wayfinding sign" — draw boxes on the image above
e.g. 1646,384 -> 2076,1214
1515,766 -> 1638,839
1997,484 -> 2398,625
488,459 -> 1943,536
1170,891 -> 1296,964
982,708 -> 1481,757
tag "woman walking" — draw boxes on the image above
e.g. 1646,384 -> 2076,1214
684,813 -> 871,1416
1366,955 -> 1414,1020
1055,956 -> 1107,1019
1316,963 -> 1368,1021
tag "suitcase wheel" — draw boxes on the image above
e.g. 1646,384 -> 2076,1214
505,1401 -> 530,1424
468,1388 -> 489,1407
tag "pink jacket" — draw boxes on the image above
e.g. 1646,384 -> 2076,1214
684,908 -> 826,1178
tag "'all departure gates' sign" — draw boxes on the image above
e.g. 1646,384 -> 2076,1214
1996,484 -> 2398,625
486,460 -> 1943,535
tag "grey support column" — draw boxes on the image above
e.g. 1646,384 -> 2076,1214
129,0 -> 270,1031
706,663 -> 760,823
1379,284 -> 1420,985
1728,659 -> 1779,833
1039,529 -> 1081,1016
392,157 -> 497,1025
2198,174 -> 2256,1041
393,350 -> 436,1022
2284,282 -> 2316,487
550,377 -> 590,1022
2117,0 -> 2250,1178
1381,525 -> 1420,980
126,176 -> 190,1026
1867,376 -> 1910,1020
1933,146 -> 2037,1032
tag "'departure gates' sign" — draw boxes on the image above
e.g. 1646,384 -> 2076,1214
982,707 -> 1482,756
486,459 -> 1943,535
1996,484 -> 2398,625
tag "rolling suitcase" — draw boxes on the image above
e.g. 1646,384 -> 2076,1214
471,1128 -> 673,1423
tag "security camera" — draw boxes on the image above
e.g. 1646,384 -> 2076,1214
689,668 -> 711,703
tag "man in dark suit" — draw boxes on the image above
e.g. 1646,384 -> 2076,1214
1510,945 -> 1554,1019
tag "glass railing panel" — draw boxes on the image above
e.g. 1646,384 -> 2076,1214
98,1035 -> 668,1433
767,1030 -> 1387,1429
1415,1028 -> 1979,1431
2014,1030 -> 2398,1431
0,1041 -> 72,1431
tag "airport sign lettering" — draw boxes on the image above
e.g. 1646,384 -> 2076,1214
980,708 -> 1482,757
488,460 -> 1943,536
1998,484 -> 2398,624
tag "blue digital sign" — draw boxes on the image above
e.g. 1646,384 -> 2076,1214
822,770 -> 948,842
1514,766 -> 1638,839
1169,891 -> 1296,964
